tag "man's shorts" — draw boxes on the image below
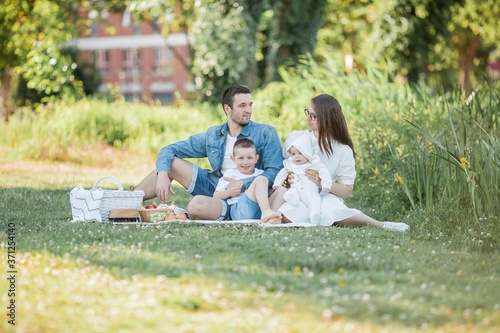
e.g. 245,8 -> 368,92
187,165 -> 218,197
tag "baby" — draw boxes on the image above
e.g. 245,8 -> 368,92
273,135 -> 332,225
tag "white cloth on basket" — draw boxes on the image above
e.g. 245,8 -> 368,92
70,186 -> 104,222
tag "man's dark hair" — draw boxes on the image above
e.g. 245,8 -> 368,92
222,85 -> 251,110
233,138 -> 256,154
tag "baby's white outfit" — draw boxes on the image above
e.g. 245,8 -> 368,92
273,135 -> 332,225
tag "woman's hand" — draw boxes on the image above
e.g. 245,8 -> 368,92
305,169 -> 321,186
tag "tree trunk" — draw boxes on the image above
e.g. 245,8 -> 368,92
458,34 -> 481,97
267,0 -> 327,82
0,70 -> 13,122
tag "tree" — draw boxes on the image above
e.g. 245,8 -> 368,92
265,0 -> 327,82
448,0 -> 499,95
388,0 -> 499,95
0,1 -> 85,120
190,0 -> 266,103
317,0 -> 499,95
191,0 -> 328,102
0,1 -> 31,120
316,0 -> 406,74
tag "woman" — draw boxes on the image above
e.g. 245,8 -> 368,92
269,94 -> 409,232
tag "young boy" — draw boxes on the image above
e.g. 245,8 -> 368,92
272,134 -> 332,225
214,138 -> 282,223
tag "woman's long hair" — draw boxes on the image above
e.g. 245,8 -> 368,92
312,94 -> 357,158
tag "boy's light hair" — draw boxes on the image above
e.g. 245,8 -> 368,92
233,138 -> 256,155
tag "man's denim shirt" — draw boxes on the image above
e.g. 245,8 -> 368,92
156,120 -> 283,189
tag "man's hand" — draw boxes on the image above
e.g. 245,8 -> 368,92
224,177 -> 243,191
226,186 -> 242,198
156,171 -> 175,203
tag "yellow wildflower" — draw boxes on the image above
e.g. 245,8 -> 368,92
395,173 -> 403,184
460,157 -> 470,169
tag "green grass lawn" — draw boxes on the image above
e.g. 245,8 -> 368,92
0,162 -> 499,332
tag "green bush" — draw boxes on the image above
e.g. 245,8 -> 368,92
0,98 -> 220,165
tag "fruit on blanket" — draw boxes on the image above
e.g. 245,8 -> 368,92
175,212 -> 187,221
150,212 -> 165,223
144,204 -> 155,209
164,213 -> 176,221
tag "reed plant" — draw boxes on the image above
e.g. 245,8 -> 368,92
390,83 -> 499,223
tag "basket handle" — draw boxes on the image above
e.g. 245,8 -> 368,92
92,176 -> 123,191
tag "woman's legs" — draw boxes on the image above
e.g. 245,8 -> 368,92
334,213 -> 410,232
333,213 -> 384,228
270,187 -> 409,231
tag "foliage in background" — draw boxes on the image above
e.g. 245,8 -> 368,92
316,0 -> 499,95
14,46 -> 102,107
190,0 -> 327,103
263,0 -> 327,82
0,98 -> 220,168
0,1 -> 83,119
190,0 -> 262,103
2,0 -> 498,118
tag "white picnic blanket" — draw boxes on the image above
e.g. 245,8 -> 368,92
192,219 -> 315,227
130,219 -> 316,227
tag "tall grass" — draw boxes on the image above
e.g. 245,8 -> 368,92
0,99 -> 220,165
386,84 -> 500,244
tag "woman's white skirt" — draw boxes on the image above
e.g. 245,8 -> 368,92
278,192 -> 360,226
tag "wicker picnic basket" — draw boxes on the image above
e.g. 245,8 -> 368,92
93,176 -> 144,221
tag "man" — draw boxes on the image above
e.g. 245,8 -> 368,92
135,85 -> 283,220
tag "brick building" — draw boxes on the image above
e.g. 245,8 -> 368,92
75,11 -> 192,104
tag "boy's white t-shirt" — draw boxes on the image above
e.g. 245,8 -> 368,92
215,167 -> 264,205
220,135 -> 237,174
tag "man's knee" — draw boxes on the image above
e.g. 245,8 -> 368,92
187,196 -> 204,214
187,195 -> 217,218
